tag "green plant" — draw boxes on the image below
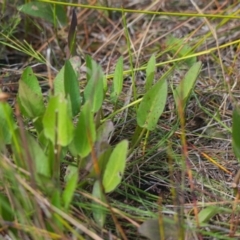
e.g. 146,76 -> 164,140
2,1 -> 240,239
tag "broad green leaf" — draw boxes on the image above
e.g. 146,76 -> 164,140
173,61 -> 202,110
10,129 -> 50,177
51,189 -> 64,230
18,2 -> 67,26
64,165 -> 78,183
232,107 -> 240,160
137,79 -> 167,131
26,133 -> 50,177
166,36 -> 196,67
145,54 -> 156,91
86,55 -> 107,92
21,67 -> 42,94
64,60 -> 81,116
84,59 -> 104,113
18,81 -> 45,118
92,180 -> 106,227
18,67 -> 45,118
85,55 -> 93,82
103,140 -> 128,193
0,102 -> 16,145
110,56 -> 123,103
54,56 -> 81,96
198,206 -> 219,224
62,171 -> 78,210
70,101 -> 96,158
43,95 -> 74,146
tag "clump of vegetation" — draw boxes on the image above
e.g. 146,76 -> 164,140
1,1 -> 240,239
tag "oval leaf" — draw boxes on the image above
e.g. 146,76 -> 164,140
137,79 -> 167,131
43,95 -> 74,146
198,206 -> 219,224
84,59 -> 104,113
69,101 -> 96,158
173,61 -> 202,110
64,59 -> 81,116
145,54 -> 156,91
18,67 -> 45,118
103,140 -> 128,193
62,171 -> 78,210
54,56 -> 81,96
110,56 -> 123,103
18,2 -> 67,26
166,35 -> 196,67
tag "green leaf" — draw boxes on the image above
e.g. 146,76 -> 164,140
173,61 -> 202,110
43,95 -> 74,146
62,171 -> 78,210
10,129 -> 50,177
103,140 -> 128,193
137,79 -> 168,131
145,54 -> 156,91
0,194 -> 14,222
198,206 -> 219,224
18,67 -> 45,118
166,36 -> 196,67
64,165 -> 78,183
92,180 -> 106,227
21,67 -> 42,94
64,60 -> 81,116
110,56 -> 123,103
18,2 -> 67,26
54,56 -> 81,96
26,133 -> 50,177
70,101 -> 96,158
232,107 -> 240,160
85,55 -> 93,82
0,102 -> 16,145
84,58 -> 104,112
51,189 -> 64,230
87,121 -> 114,177
88,145 -> 112,179
85,55 -> 107,92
